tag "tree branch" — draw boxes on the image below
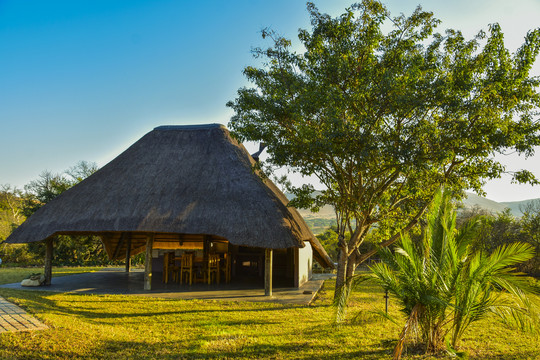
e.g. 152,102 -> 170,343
356,199 -> 431,264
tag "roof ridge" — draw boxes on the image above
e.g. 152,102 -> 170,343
154,124 -> 225,131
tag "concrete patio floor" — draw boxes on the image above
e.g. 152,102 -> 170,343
0,268 -> 334,305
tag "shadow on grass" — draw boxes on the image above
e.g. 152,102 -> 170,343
99,338 -> 392,359
3,334 -> 539,360
0,339 -> 389,360
0,288 -> 393,359
1,288 -> 538,360
192,342 -> 392,359
0,289 -> 302,324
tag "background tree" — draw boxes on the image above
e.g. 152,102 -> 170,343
22,160 -> 99,217
0,185 -> 28,265
316,225 -> 378,262
22,161 -> 110,265
227,0 -> 540,293
458,204 -> 540,277
315,227 -> 340,261
520,201 -> 540,276
1,161 -> 117,266
21,170 -> 73,217
0,185 -> 24,241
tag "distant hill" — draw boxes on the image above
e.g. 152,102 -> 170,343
461,192 -> 508,214
499,198 -> 540,216
284,191 -> 335,234
462,192 -> 540,217
286,191 -> 540,234
284,191 -> 334,220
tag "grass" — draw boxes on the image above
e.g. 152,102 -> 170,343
0,267 -> 539,359
0,266 -> 104,286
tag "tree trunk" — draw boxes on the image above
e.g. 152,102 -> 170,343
334,240 -> 348,299
346,250 -> 358,279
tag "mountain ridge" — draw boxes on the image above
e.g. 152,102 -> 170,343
288,191 -> 540,221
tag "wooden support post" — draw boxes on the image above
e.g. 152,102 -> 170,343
163,252 -> 169,283
265,248 -> 273,296
144,234 -> 154,291
125,234 -> 132,273
203,235 -> 210,283
44,238 -> 53,285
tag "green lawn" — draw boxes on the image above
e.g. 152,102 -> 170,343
0,266 -> 104,286
0,268 -> 538,359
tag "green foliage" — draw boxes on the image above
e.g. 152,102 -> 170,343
227,0 -> 540,294
521,201 -> 540,276
0,185 -> 24,242
25,235 -> 112,266
0,185 -> 33,265
0,161 -> 120,266
316,226 -> 341,260
0,244 -> 37,266
317,225 -> 379,262
366,190 -> 538,358
458,205 -> 540,277
21,160 -> 98,217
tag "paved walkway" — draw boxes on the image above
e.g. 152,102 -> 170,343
0,296 -> 48,333
0,268 -> 334,305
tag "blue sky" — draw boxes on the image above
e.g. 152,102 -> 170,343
1,0 -> 539,202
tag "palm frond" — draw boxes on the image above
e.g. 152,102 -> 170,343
484,242 -> 535,273
368,188 -> 538,353
489,297 -> 540,333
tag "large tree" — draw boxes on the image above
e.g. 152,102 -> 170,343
227,1 -> 540,293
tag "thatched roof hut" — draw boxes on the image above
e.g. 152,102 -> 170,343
6,124 -> 333,269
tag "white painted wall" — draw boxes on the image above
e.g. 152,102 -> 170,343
296,241 -> 313,287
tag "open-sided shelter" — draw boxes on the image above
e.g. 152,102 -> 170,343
6,124 -> 333,294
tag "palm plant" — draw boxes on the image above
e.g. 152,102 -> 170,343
366,190 -> 537,359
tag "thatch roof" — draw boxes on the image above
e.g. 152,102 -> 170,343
6,124 -> 333,268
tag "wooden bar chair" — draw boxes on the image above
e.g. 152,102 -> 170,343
220,252 -> 231,283
207,254 -> 220,284
179,253 -> 194,285
169,253 -> 179,283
